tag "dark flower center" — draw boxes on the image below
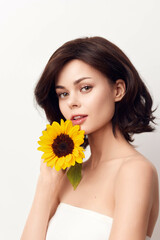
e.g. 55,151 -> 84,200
52,134 -> 74,157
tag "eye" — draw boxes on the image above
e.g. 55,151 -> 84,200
57,92 -> 69,98
81,85 -> 92,92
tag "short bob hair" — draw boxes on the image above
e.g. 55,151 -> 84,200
34,36 -> 155,147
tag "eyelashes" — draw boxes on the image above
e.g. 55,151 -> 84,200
58,92 -> 68,98
81,85 -> 92,92
57,85 -> 93,98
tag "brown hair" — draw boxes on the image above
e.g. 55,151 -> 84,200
34,36 -> 155,147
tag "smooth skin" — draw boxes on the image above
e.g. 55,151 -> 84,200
21,60 -> 159,240
20,160 -> 66,240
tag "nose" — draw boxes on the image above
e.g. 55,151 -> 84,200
67,92 -> 81,109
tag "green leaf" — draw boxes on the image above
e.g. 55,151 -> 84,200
67,162 -> 82,190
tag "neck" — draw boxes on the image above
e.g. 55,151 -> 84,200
87,122 -> 136,169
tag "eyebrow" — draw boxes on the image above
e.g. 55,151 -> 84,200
55,77 -> 92,89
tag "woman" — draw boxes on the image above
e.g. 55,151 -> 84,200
21,37 -> 159,240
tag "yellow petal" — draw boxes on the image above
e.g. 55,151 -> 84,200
40,131 -> 51,140
73,137 -> 84,146
73,148 -> 79,157
79,151 -> 85,159
78,146 -> 85,152
71,161 -> 75,166
46,124 -> 52,130
65,154 -> 72,163
37,146 -> 52,151
51,122 -> 61,136
64,120 -> 73,134
72,131 -> 84,140
47,129 -> 57,139
38,140 -> 53,147
62,164 -> 68,170
47,159 -> 55,167
53,156 -> 58,164
56,156 -> 65,167
41,152 -> 54,159
68,125 -> 79,137
38,138 -> 53,145
76,157 -> 83,163
43,155 -> 57,164
60,119 -> 65,133
42,130 -> 49,136
78,133 -> 85,140
70,156 -> 76,166
60,119 -> 64,124
65,162 -> 70,168
79,130 -> 85,135
55,162 -> 61,171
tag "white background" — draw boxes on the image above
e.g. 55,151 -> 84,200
0,0 -> 159,239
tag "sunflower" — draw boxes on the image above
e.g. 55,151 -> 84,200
37,119 -> 85,172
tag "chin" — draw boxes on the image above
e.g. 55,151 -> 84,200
79,125 -> 87,134
81,127 -> 92,135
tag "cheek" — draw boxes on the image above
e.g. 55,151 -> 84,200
94,94 -> 115,117
59,102 -> 69,119
92,87 -> 115,116
84,90 -> 115,133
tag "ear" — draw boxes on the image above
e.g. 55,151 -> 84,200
114,79 -> 126,102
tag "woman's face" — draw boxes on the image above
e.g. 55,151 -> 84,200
55,59 -> 117,135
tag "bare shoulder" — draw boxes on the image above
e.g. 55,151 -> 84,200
109,153 -> 159,239
115,153 -> 159,196
114,153 -> 159,225
116,153 -> 158,185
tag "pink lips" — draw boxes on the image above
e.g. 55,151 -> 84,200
71,115 -> 88,125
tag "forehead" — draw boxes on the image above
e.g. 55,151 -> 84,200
55,59 -> 108,86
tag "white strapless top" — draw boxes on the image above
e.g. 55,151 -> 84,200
46,202 -> 151,240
